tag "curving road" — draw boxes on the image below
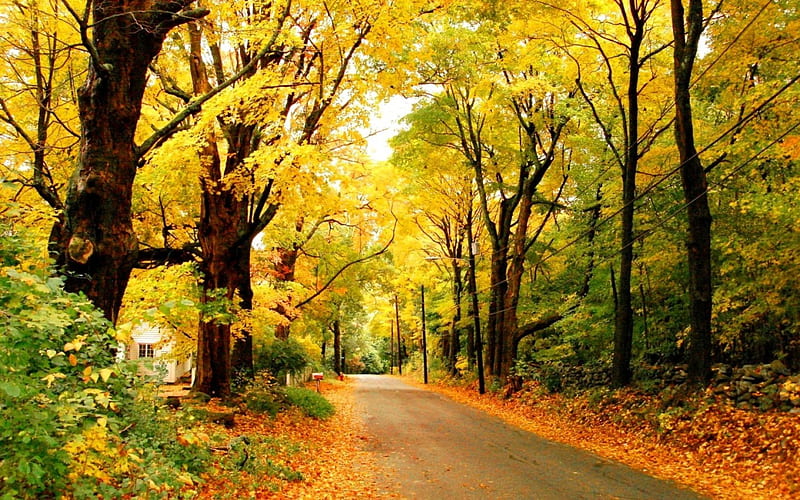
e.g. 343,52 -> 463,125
354,374 -> 703,499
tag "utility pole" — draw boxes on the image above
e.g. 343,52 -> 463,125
467,220 -> 485,394
390,320 -> 394,375
394,294 -> 402,375
421,285 -> 429,384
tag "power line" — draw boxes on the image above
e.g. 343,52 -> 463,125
535,72 -> 800,268
417,76 -> 800,319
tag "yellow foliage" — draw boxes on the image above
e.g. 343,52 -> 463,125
63,424 -> 120,484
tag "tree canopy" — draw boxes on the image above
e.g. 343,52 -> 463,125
2,0 -> 800,399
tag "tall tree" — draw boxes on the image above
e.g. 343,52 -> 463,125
178,0 -> 404,396
0,0 -> 80,228
49,0 -> 208,323
391,7 -> 575,379
550,0 -> 673,386
670,0 -> 713,382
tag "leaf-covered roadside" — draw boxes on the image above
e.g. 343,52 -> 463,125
426,381 -> 799,500
195,379 -> 379,499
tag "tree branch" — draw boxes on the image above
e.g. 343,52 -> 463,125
135,0 -> 293,159
294,214 -> 397,309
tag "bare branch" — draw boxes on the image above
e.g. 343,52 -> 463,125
295,213 -> 397,309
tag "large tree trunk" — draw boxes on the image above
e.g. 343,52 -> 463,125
671,0 -> 713,383
194,177 -> 250,398
486,242 -> 509,376
273,246 -> 300,340
499,174 -> 540,378
51,0 -> 205,323
188,23 -> 253,398
231,247 -> 254,378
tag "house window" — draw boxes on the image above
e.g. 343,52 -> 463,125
138,343 -> 155,358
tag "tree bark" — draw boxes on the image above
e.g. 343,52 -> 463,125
273,245 -> 300,340
671,0 -> 713,383
612,11 -> 645,388
187,21 -> 254,398
332,319 -> 342,374
194,174 -> 250,398
231,247 -> 254,378
50,0 -> 207,323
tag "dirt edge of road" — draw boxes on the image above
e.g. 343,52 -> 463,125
415,379 -> 793,500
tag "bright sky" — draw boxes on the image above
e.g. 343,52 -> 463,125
365,95 -> 415,161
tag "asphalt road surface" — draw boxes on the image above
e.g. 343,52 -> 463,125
354,374 -> 703,499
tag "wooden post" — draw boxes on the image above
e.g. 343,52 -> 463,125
421,285 -> 428,384
467,222 -> 485,394
390,320 -> 395,374
395,295 -> 403,375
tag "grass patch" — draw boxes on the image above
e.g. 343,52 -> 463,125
284,387 -> 335,419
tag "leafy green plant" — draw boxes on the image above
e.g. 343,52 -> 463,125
0,227 -> 210,499
255,338 -> 311,382
283,387 -> 335,419
241,372 -> 286,417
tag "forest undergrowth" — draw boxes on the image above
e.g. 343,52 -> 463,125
178,376 -> 798,499
427,379 -> 799,500
194,379 -> 379,499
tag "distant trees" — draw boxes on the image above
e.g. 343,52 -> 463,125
385,0 -> 800,385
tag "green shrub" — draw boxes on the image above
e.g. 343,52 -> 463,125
283,387 -> 335,419
255,338 -> 311,381
241,372 -> 286,417
222,435 -> 303,481
0,228 -> 209,499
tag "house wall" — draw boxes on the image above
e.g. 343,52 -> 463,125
129,323 -> 192,383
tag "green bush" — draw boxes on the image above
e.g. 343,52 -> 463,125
0,228 -> 209,499
222,435 -> 303,481
283,387 -> 335,419
241,372 -> 286,417
255,338 -> 311,382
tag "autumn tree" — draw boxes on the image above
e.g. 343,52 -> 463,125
154,0 -> 410,396
670,0 -> 713,382
0,1 -> 81,242
699,0 -> 800,369
391,128 -> 476,374
544,0 -> 674,386
394,7 -> 574,379
47,0 -> 209,323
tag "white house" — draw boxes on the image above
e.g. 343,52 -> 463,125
127,323 -> 192,384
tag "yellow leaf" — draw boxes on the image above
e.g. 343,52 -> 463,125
83,366 -> 92,378
68,354 -> 78,366
99,368 -> 114,382
45,349 -> 57,358
41,373 -> 66,387
97,417 -> 107,428
64,337 -> 85,352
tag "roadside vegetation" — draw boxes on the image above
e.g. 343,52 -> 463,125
415,365 -> 800,500
2,0 -> 800,497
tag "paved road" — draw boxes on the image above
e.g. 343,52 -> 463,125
354,375 -> 703,499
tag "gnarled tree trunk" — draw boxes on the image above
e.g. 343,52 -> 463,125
51,0 -> 206,323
